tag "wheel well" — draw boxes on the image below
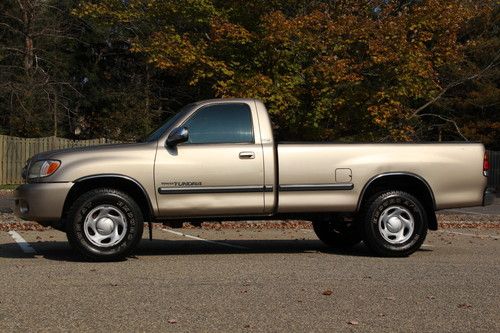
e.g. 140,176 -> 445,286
62,176 -> 153,223
357,174 -> 438,230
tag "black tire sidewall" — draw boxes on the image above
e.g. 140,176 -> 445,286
67,189 -> 143,260
363,191 -> 427,256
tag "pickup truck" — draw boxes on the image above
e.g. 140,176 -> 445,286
14,98 -> 494,260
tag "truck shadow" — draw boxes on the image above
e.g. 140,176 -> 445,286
0,239 -> 431,262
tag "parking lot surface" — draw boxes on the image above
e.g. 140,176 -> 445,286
1,226 -> 499,332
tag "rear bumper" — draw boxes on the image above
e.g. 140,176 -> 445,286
483,187 -> 496,206
14,182 -> 73,223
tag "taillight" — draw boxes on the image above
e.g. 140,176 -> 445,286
483,152 -> 490,177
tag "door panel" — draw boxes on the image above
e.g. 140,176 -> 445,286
155,144 -> 265,216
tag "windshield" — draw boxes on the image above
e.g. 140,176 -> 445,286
144,104 -> 195,142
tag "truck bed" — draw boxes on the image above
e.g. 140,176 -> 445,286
277,143 -> 486,213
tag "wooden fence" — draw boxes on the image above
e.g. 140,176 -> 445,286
0,135 -> 119,185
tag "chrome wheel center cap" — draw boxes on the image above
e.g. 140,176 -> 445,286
96,217 -> 114,235
386,217 -> 402,233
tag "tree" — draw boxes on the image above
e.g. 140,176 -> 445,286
0,0 -> 79,137
75,0 -> 498,144
414,5 -> 500,148
1,0 -> 496,147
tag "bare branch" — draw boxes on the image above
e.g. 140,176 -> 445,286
1,12 -> 25,25
0,22 -> 24,35
418,113 -> 468,141
409,50 -> 500,118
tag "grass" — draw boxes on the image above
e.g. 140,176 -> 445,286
0,184 -> 18,190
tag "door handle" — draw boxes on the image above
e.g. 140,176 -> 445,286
239,151 -> 255,159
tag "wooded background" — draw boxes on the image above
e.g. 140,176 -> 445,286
1,1 -> 499,147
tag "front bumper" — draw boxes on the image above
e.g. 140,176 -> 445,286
14,182 -> 73,223
483,187 -> 496,206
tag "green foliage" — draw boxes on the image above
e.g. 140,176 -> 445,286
0,0 -> 498,147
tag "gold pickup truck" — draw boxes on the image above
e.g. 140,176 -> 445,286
14,98 -> 494,260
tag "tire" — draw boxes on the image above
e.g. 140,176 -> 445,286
66,188 -> 144,261
312,214 -> 362,249
361,190 -> 428,257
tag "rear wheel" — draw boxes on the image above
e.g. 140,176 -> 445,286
361,190 -> 428,257
312,214 -> 362,249
66,188 -> 144,261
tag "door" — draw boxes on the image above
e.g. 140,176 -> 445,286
154,102 -> 265,217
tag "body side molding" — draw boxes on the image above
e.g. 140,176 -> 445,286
158,185 -> 274,195
279,183 -> 354,191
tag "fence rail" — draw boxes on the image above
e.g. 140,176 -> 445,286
0,135 -> 119,185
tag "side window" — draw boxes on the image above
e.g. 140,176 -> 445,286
183,103 -> 254,144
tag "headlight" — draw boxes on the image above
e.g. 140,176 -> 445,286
28,160 -> 61,179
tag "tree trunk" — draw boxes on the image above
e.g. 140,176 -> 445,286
53,90 -> 58,137
20,0 -> 34,74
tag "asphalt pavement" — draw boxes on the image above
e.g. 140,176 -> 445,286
1,190 -> 499,332
440,197 -> 500,215
1,227 -> 499,332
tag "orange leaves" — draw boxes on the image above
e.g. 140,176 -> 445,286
309,56 -> 363,85
141,30 -> 199,71
210,18 -> 252,45
73,0 -> 497,142
368,100 -> 403,127
215,73 -> 273,99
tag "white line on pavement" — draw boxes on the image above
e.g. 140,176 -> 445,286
8,231 -> 37,254
161,228 -> 249,250
436,230 -> 499,239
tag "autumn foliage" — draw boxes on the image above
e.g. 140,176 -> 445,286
1,1 -> 498,146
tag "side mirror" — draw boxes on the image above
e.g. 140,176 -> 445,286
166,127 -> 189,146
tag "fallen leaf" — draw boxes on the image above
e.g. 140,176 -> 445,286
322,289 -> 333,296
168,319 -> 177,324
458,303 -> 472,309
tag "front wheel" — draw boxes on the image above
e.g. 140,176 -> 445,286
66,188 -> 144,261
361,190 -> 428,257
